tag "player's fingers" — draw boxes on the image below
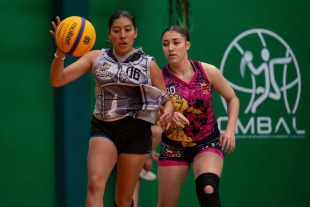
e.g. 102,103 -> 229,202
158,114 -> 167,126
162,113 -> 173,124
225,139 -> 231,153
177,113 -> 188,126
219,134 -> 223,147
228,138 -> 234,153
173,117 -> 183,127
51,21 -> 57,30
230,139 -> 236,153
50,30 -> 55,37
166,122 -> 171,130
179,116 -> 189,125
221,137 -> 226,151
56,16 -> 61,24
175,112 -> 189,125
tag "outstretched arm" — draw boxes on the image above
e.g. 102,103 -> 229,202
49,16 -> 98,87
50,51 -> 97,87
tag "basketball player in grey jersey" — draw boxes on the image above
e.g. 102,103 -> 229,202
92,47 -> 167,123
50,10 -> 174,207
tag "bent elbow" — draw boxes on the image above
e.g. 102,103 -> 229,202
227,95 -> 239,104
235,95 -> 239,102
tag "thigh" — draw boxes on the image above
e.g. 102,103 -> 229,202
157,165 -> 189,207
192,151 -> 224,179
87,137 -> 118,186
115,153 -> 149,204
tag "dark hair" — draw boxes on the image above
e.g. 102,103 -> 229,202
161,25 -> 190,41
108,10 -> 136,30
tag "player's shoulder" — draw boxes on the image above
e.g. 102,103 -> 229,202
199,61 -> 218,71
88,49 -> 101,56
199,61 -> 220,75
77,49 -> 100,61
150,58 -> 161,71
198,61 -> 222,84
82,49 -> 102,63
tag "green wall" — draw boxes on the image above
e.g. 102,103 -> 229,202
0,0 -> 55,207
0,0 -> 309,206
193,1 -> 310,206
90,0 -> 310,206
52,1 -> 91,207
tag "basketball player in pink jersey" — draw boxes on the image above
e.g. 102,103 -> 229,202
157,25 -> 240,207
50,10 -> 174,207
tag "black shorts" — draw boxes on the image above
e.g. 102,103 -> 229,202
90,116 -> 152,154
158,132 -> 224,166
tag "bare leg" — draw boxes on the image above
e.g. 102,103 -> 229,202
192,151 -> 223,179
192,151 -> 224,207
115,153 -> 149,207
85,137 -> 118,207
133,179 -> 141,207
157,165 -> 189,207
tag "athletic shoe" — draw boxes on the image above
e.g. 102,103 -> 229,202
139,168 -> 157,181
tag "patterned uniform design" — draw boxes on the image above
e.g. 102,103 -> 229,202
92,47 -> 167,123
162,60 -> 220,147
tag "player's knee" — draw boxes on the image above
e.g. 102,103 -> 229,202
87,176 -> 105,193
196,173 -> 219,196
204,184 -> 215,194
195,173 -> 221,207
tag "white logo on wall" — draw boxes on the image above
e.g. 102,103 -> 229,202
218,28 -> 305,139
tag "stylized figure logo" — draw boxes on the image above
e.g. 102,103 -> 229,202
220,29 -> 301,115
219,28 -> 305,138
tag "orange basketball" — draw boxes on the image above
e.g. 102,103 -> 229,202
55,16 -> 96,57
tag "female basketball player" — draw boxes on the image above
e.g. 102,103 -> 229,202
157,25 -> 240,207
49,10 -> 174,207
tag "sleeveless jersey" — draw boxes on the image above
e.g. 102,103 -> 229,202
161,60 -> 220,146
92,47 -> 167,123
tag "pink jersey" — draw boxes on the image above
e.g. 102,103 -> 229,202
161,60 -> 220,146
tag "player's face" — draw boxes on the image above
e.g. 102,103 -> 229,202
162,31 -> 190,64
108,17 -> 137,57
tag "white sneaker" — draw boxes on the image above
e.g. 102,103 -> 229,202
139,168 -> 157,181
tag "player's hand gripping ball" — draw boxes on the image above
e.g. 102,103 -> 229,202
54,16 -> 96,57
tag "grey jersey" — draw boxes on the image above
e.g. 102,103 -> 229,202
92,47 -> 167,123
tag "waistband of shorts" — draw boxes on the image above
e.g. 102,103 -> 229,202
162,130 -> 220,147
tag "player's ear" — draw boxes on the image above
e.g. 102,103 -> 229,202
186,41 -> 191,50
107,30 -> 111,39
135,28 -> 138,39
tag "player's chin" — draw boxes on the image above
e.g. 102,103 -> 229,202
167,58 -> 179,64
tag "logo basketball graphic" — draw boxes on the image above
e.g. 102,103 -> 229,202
218,28 -> 305,139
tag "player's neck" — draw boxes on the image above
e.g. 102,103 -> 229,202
169,59 -> 193,76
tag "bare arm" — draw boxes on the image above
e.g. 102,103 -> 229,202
49,16 -> 99,87
50,50 -> 99,87
150,60 -> 174,127
202,62 -> 240,152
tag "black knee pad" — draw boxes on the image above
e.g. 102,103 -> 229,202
195,173 -> 221,207
114,200 -> 134,207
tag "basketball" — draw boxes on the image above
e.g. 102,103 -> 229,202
55,16 -> 96,57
